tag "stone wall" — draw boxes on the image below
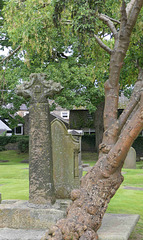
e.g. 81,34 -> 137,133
5,142 -> 19,151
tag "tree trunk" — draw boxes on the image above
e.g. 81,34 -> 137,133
42,84 -> 142,239
42,1 -> 143,239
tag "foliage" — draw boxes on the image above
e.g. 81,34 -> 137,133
18,138 -> 29,153
120,8 -> 143,90
82,134 -> 95,152
0,135 -> 29,152
0,130 -> 6,136
1,0 -> 112,117
0,146 -> 5,151
81,134 -> 143,156
0,0 -> 142,122
0,135 -> 29,146
132,136 -> 143,157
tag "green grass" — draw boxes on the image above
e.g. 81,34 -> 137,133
0,150 -> 29,165
0,150 -> 143,239
0,150 -> 29,200
81,151 -> 98,162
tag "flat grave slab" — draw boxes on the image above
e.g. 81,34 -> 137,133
0,211 -> 139,240
0,228 -> 45,240
0,200 -> 71,230
97,213 -> 140,240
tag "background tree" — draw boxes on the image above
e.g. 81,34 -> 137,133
1,0 -> 142,147
0,0 -> 117,150
1,0 -> 109,137
1,1 -> 143,238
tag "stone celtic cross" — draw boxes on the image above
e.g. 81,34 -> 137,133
17,73 -> 63,204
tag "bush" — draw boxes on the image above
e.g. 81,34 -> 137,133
132,136 -> 143,157
0,136 -> 29,153
81,134 -> 95,152
0,136 -> 19,146
0,146 -> 5,151
18,139 -> 29,153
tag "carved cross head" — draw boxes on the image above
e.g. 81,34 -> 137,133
16,73 -> 63,103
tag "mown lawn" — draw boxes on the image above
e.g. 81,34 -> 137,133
0,150 -> 29,200
0,150 -> 143,239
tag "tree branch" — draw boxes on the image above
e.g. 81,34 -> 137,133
94,35 -> 112,55
104,15 -> 120,25
127,0 -> 143,33
120,0 -> 127,28
119,68 -> 143,131
0,45 -> 21,64
102,97 -> 143,176
99,14 -> 118,39
126,0 -> 137,17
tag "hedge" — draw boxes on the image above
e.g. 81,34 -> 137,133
132,136 -> 143,157
81,134 -> 143,156
0,134 -> 142,156
81,134 -> 95,152
0,136 -> 29,153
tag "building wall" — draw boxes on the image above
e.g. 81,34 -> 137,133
69,110 -> 94,130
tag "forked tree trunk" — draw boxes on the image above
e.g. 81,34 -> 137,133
42,1 -> 143,239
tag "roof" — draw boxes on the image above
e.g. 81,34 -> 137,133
0,119 -> 12,131
5,103 -> 28,111
50,112 -> 69,125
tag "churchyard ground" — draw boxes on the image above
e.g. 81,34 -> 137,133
0,150 -> 142,239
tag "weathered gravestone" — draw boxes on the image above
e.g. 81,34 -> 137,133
124,147 -> 136,169
68,129 -> 83,178
17,73 -> 63,204
51,119 -> 82,198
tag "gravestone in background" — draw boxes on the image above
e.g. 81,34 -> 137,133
124,147 -> 136,169
17,73 -> 63,204
51,119 -> 82,199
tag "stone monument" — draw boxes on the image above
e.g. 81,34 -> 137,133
0,73 -> 83,234
51,119 -> 83,198
124,147 -> 136,169
17,73 -> 63,204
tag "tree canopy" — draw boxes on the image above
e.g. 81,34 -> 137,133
0,0 -> 142,126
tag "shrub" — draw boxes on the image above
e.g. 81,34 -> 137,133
0,146 -> 5,151
0,136 -> 29,153
132,136 -> 143,157
18,138 -> 29,153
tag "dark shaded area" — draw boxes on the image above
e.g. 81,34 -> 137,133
132,136 -> 143,158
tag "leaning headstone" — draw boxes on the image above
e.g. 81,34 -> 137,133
124,147 -> 136,169
17,73 -> 63,204
51,119 -> 82,199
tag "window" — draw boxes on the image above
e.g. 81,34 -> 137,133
14,124 -> 23,135
61,111 -> 69,119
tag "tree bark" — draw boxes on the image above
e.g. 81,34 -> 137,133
41,86 -> 142,239
41,1 -> 143,239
